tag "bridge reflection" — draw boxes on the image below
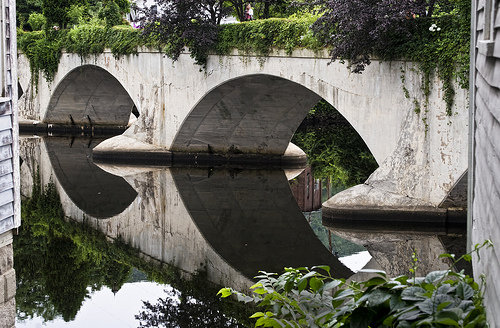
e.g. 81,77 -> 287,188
20,136 -> 353,292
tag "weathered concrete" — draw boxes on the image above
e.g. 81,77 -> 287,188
17,48 -> 468,208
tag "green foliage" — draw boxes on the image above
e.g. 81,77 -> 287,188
67,4 -> 86,26
377,3 -> 470,116
17,0 -> 43,30
42,0 -> 77,29
66,18 -> 107,57
28,13 -> 47,31
17,3 -> 469,114
219,241 -> 493,328
17,22 -> 142,84
17,29 -> 64,83
99,0 -> 123,28
292,100 -> 378,187
216,14 -> 321,57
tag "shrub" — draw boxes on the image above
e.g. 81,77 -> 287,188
28,13 -> 47,31
219,241 -> 493,328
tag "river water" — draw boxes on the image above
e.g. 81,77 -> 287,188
13,127 -> 468,327
14,135 -> 370,328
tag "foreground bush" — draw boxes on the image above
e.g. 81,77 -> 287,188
219,241 -> 492,328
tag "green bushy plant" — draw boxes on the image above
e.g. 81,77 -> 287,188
27,13 -> 46,31
219,241 -> 493,328
216,14 -> 321,56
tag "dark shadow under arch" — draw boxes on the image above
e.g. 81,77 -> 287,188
171,74 -> 321,155
45,65 -> 135,126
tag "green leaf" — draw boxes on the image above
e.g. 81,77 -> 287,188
357,269 -> 387,278
253,288 -> 268,295
438,253 -> 455,260
390,295 -> 406,312
363,276 -> 387,288
437,301 -> 453,311
312,265 -> 330,274
217,287 -> 232,298
309,276 -> 323,292
367,289 -> 391,307
397,309 -> 422,321
250,312 -> 266,318
401,287 -> 426,301
322,280 -> 342,292
417,299 -> 435,315
424,270 -> 448,283
456,281 -> 474,300
349,307 -> 376,328
251,282 -> 264,290
433,317 -> 460,327
297,278 -> 307,293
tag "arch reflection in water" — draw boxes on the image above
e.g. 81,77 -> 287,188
44,137 -> 137,218
170,168 -> 353,279
23,135 -> 353,290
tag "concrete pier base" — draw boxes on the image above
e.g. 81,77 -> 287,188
92,135 -> 308,168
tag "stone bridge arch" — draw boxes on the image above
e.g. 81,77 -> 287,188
44,65 -> 135,126
171,74 -> 322,155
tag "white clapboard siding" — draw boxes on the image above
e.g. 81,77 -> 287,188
0,0 -> 19,236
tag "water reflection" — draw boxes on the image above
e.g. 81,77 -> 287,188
171,168 -> 352,279
44,137 -> 137,218
16,135 -> 353,326
16,134 -> 468,327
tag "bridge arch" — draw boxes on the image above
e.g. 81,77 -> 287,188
44,65 -> 135,126
171,74 -> 324,155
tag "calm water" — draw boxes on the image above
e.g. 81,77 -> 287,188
14,135 -> 367,327
14,134 -> 467,327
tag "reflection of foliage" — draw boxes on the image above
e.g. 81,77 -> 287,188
136,271 -> 253,328
292,100 -> 378,187
305,211 -> 365,257
15,172 -> 252,325
15,174 -> 132,322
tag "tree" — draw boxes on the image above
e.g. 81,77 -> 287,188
17,0 -> 43,29
100,0 -> 123,27
42,0 -> 80,29
303,0 -> 449,73
134,0 -> 231,67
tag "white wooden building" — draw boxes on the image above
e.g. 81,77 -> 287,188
0,0 -> 19,327
470,0 -> 500,325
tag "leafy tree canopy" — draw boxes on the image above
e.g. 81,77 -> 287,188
133,0 -> 231,67
303,0 -> 464,73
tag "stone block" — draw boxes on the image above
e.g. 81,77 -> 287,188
3,269 -> 15,301
0,297 -> 15,328
0,242 -> 13,276
0,276 -> 4,303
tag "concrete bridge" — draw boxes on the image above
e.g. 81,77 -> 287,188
17,48 -> 468,214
